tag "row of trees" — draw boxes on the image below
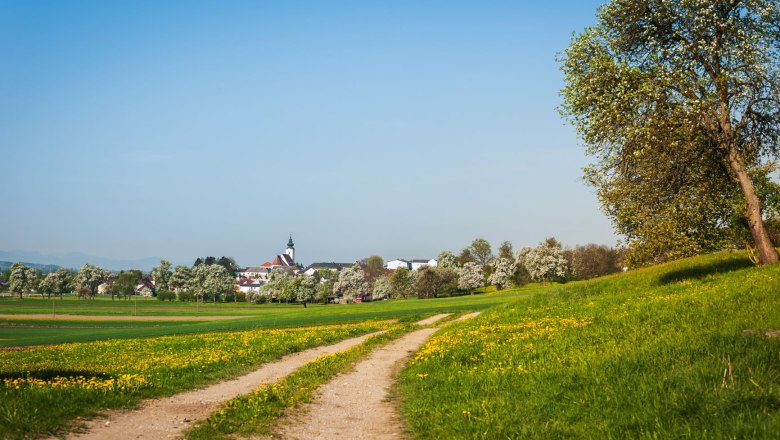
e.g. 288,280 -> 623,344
4,258 -> 239,303
3,238 -> 625,302
6,263 -> 111,300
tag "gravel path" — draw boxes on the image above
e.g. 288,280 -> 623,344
65,331 -> 385,440
274,312 -> 479,440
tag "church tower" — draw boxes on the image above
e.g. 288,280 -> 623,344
285,235 -> 295,262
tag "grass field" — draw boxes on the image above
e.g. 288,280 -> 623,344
0,289 -> 535,347
399,251 -> 780,439
0,321 -> 392,439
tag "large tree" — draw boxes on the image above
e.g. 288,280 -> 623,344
488,257 -> 516,290
169,265 -> 192,292
334,265 -> 369,302
74,264 -> 108,299
468,238 -> 494,268
363,255 -> 387,286
39,269 -> 71,299
518,239 -> 569,286
458,262 -> 484,294
9,263 -> 38,299
151,260 -> 172,292
388,267 -> 415,299
561,0 -> 780,265
113,270 -> 142,300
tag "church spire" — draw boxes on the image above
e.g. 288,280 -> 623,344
287,235 -> 294,248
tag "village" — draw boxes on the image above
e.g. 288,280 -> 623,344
235,236 -> 438,302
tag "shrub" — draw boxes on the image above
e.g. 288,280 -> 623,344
156,290 -> 176,301
177,290 -> 195,302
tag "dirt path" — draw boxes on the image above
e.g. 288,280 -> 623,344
414,313 -> 451,326
274,312 -> 479,440
65,331 -> 385,440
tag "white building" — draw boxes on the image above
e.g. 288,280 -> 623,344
386,258 -> 438,271
386,259 -> 411,270
302,262 -> 353,276
410,259 -> 438,270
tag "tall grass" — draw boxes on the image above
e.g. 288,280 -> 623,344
399,251 -> 780,439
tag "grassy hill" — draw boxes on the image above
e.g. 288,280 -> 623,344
399,250 -> 780,439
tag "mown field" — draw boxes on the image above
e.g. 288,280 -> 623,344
399,251 -> 780,439
0,289 -> 533,347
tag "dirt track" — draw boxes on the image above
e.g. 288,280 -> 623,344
61,312 -> 479,440
64,331 -> 385,440
274,312 -> 480,440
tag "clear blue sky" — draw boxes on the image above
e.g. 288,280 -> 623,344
1,0 -> 616,267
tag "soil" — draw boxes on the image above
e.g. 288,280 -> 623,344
63,331 -> 385,440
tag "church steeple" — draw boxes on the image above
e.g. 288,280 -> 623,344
285,235 -> 295,262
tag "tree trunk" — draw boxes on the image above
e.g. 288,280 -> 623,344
727,150 -> 779,264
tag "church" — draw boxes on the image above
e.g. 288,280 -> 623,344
237,236 -> 299,293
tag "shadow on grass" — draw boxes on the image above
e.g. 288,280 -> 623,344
0,370 -> 113,381
657,258 -> 754,285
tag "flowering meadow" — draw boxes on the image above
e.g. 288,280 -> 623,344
399,251 -> 780,439
0,321 -> 388,439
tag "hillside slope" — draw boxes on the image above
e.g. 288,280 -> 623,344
400,251 -> 780,439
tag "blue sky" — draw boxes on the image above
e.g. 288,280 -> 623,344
0,0 -> 615,268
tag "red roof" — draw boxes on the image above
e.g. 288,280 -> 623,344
261,262 -> 272,267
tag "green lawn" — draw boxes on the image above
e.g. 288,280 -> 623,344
399,251 -> 780,439
0,289 -> 536,347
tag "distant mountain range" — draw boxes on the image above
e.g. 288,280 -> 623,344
0,250 -> 174,272
0,261 -> 63,273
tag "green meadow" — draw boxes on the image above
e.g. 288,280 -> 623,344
399,251 -> 780,439
0,289 -> 533,347
4,251 -> 780,439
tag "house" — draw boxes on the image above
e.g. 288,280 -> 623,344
410,259 -> 438,270
301,262 -> 354,276
386,259 -> 411,270
135,274 -> 155,297
386,258 -> 438,271
237,277 -> 263,294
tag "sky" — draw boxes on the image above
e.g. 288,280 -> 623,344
0,0 -> 617,269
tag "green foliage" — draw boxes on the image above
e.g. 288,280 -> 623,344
415,266 -> 458,298
113,270 -> 142,300
560,0 -> 780,265
468,238 -> 493,268
399,251 -> 780,439
389,267 -> 414,299
177,290 -> 195,302
156,290 -> 176,301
